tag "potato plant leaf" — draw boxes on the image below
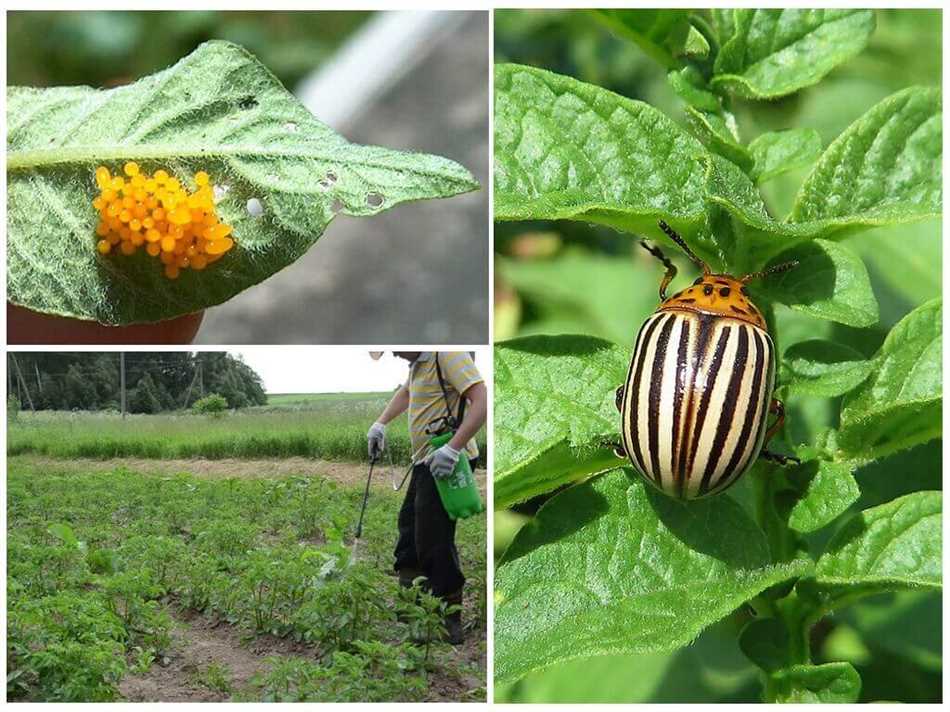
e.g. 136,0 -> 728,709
494,63 -> 709,237
7,41 -> 478,325
809,491 -> 941,608
667,68 -> 721,112
592,10 -> 691,69
787,460 -> 860,534
790,86 -> 941,230
685,107 -> 753,172
748,129 -> 822,184
768,662 -> 861,703
494,469 -> 811,684
838,299 -> 941,460
494,64 -> 943,253
494,335 -> 627,507
712,9 -> 875,100
760,239 -> 879,328
780,340 -> 874,398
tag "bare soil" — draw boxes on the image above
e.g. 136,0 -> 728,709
11,455 -> 485,494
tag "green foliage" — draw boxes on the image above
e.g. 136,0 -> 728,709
837,299 -> 942,462
7,352 -> 266,412
190,663 -> 232,694
7,394 -> 21,422
711,10 -> 875,100
780,341 -> 873,398
192,393 -> 228,417
767,662 -> 861,703
747,129 -> 822,185
7,460 -> 487,701
7,11 -> 370,90
493,336 -> 625,508
8,393 -> 485,466
493,8 -> 940,703
7,40 -> 477,325
759,240 -> 878,328
495,470 -> 809,684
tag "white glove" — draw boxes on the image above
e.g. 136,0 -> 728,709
426,444 -> 461,479
367,422 -> 386,459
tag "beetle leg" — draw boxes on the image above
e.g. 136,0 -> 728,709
614,442 -> 628,459
764,398 -> 786,444
615,384 -> 625,413
760,399 -> 799,466
760,450 -> 800,467
639,240 -> 677,300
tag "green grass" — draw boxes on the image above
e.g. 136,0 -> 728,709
267,392 -> 394,406
7,394 -> 486,465
7,459 -> 486,702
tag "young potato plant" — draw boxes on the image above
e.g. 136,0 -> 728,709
7,40 -> 478,325
493,9 -> 941,703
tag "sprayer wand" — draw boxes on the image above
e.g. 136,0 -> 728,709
354,456 -> 377,540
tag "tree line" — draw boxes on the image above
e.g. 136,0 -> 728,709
7,352 -> 267,413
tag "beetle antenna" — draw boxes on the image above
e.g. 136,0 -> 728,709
658,220 -> 709,274
638,240 -> 677,300
740,260 -> 799,283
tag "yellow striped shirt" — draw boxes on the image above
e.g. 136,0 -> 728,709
407,352 -> 482,462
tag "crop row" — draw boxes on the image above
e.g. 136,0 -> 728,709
7,464 -> 486,702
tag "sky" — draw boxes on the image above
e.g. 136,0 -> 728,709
232,348 -> 411,394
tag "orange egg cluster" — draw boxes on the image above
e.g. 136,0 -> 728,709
93,162 -> 235,279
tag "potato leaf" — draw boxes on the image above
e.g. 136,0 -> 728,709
768,662 -> 861,703
787,460 -> 860,534
494,335 -> 627,507
780,340 -> 874,398
494,63 -> 709,238
790,86 -> 941,230
712,9 -> 875,100
685,107 -> 753,172
667,68 -> 721,112
495,63 -> 925,249
7,41 -> 478,325
592,10 -> 691,69
838,299 -> 941,460
748,129 -> 822,184
494,469 -> 810,684
760,239 -> 879,327
810,491 -> 941,606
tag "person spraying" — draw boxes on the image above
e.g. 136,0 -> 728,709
367,352 -> 486,645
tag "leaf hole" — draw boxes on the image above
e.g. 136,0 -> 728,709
246,198 -> 264,217
366,193 -> 384,208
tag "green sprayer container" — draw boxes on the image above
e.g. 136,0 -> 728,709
429,432 -> 484,520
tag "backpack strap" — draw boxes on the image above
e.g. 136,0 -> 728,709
434,353 -> 466,429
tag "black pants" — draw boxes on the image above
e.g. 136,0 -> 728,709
393,461 -> 472,598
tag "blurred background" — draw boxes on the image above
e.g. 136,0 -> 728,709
493,8 -> 941,704
8,11 -> 489,344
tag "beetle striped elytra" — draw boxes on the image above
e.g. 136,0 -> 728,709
615,220 -> 798,500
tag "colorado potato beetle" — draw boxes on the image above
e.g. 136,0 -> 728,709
616,220 -> 798,500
